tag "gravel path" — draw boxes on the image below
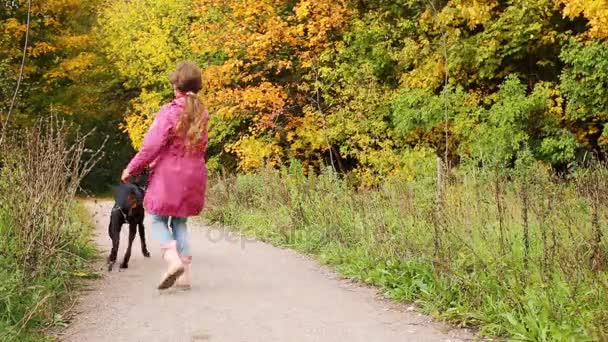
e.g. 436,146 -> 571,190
60,201 -> 473,342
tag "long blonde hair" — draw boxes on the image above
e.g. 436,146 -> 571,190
170,62 -> 208,151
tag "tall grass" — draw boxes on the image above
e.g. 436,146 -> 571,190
0,118 -> 102,341
205,161 -> 608,341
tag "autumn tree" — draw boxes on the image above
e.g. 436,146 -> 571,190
97,0 -> 195,150
94,0 -> 607,181
190,0 -> 350,170
1,0 -> 134,191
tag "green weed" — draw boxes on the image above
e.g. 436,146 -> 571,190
205,162 -> 608,341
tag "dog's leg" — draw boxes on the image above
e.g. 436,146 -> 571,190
139,221 -> 150,257
120,223 -> 137,269
107,221 -> 115,272
108,211 -> 122,271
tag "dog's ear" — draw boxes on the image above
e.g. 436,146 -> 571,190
127,192 -> 137,209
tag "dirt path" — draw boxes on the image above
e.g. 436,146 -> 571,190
60,201 -> 473,342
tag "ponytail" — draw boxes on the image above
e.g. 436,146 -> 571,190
175,93 -> 208,151
170,61 -> 207,151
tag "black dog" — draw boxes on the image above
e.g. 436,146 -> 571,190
107,182 -> 151,271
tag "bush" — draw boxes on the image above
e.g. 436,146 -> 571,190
0,118 -> 101,341
205,160 -> 608,341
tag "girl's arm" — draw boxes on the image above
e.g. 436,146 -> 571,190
125,106 -> 173,178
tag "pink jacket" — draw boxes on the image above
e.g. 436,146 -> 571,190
126,97 -> 208,217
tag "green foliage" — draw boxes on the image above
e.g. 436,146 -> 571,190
448,0 -> 563,85
466,76 -> 576,166
560,39 -> 608,147
560,40 -> 608,117
0,58 -> 14,114
0,1 -> 135,192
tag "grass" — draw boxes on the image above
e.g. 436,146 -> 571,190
204,161 -> 608,341
0,118 -> 102,341
0,202 -> 97,342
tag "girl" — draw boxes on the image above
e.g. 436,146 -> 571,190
122,62 -> 208,290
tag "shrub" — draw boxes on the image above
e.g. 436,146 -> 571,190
0,118 -> 101,341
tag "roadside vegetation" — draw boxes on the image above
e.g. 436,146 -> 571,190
0,119 -> 100,341
205,160 -> 608,340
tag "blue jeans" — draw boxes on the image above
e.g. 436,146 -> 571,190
150,215 -> 190,256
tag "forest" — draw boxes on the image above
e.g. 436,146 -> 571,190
2,0 -> 607,183
1,0 -> 608,340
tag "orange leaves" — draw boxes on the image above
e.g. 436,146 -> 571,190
293,0 -> 350,55
209,81 -> 287,121
191,0 -> 350,171
241,82 -> 287,113
193,0 -> 350,74
193,0 -> 286,61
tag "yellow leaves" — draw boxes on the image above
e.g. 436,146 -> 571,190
401,57 -> 445,90
277,60 -> 293,72
288,109 -> 327,155
203,63 -> 239,90
241,82 -> 287,112
228,135 -> 283,171
30,42 -> 57,57
122,91 -> 165,150
60,34 -> 92,50
99,0 -> 191,89
420,8 -> 434,23
560,0 -> 608,38
547,86 -> 565,118
0,0 -> 107,103
45,52 -> 97,80
2,18 -> 27,38
424,0 -> 497,31
34,0 -> 86,16
194,0 -> 287,61
352,145 -> 437,186
452,0 -> 498,29
464,89 -> 484,108
295,2 -> 311,19
292,0 -> 350,55
204,78 -> 287,122
193,0 -> 349,66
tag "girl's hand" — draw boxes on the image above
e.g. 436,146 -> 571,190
121,168 -> 131,183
